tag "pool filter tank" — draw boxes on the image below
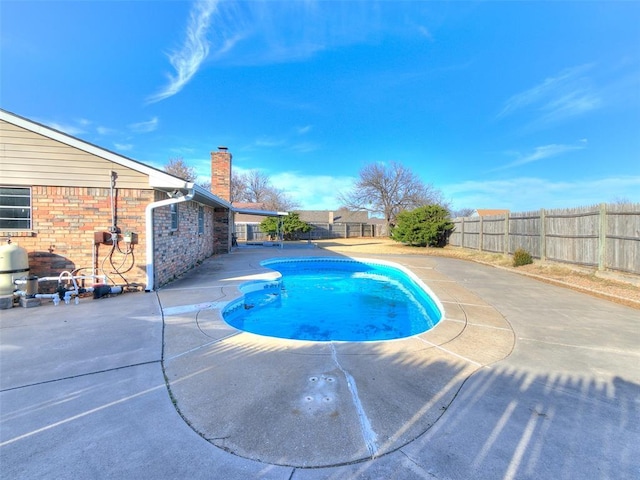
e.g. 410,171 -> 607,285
0,240 -> 30,309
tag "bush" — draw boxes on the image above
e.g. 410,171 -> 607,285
391,205 -> 453,247
260,212 -> 312,241
513,248 -> 533,267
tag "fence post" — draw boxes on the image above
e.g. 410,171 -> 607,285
479,216 -> 483,251
504,213 -> 509,254
598,203 -> 606,271
540,209 -> 546,261
460,218 -> 465,248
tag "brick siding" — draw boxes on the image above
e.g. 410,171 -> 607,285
2,186 -> 229,292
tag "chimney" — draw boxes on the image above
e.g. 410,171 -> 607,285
211,146 -> 232,202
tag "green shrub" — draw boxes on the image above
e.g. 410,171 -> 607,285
513,248 -> 533,267
260,212 -> 312,241
391,205 -> 453,247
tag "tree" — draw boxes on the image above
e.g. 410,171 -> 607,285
450,207 -> 474,218
391,205 -> 453,247
164,157 -> 212,189
230,171 -> 249,203
164,157 -> 197,181
245,170 -> 272,203
338,161 -> 446,233
231,169 -> 299,211
260,212 -> 312,241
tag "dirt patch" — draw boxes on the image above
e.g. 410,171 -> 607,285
311,238 -> 640,309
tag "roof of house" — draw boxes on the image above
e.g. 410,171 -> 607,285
474,209 -> 510,217
0,108 -> 231,209
295,210 -> 369,223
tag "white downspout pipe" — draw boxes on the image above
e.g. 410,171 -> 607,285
145,191 -> 195,292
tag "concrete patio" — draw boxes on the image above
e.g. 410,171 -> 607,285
1,245 -> 638,479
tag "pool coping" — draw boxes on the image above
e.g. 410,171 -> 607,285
223,256 -> 446,342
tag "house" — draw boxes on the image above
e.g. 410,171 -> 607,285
472,209 -> 510,217
0,109 -> 235,293
295,209 -> 369,224
232,207 -> 378,241
233,202 -> 269,224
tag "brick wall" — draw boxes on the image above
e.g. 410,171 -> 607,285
153,194 -> 218,285
2,186 -> 230,292
211,147 -> 232,202
212,207 -> 230,255
3,186 -> 151,292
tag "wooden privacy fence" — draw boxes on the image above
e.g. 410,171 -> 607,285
234,222 -> 383,241
449,203 -> 640,274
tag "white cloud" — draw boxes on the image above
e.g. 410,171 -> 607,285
498,64 -> 601,125
254,136 -> 287,148
246,134 -> 319,154
114,143 -> 133,152
97,126 -> 115,135
495,140 -> 587,170
417,25 -> 433,41
129,117 -> 159,133
198,1 -> 388,67
270,171 -> 356,210
230,166 -> 356,210
39,118 -> 85,136
443,176 -> 640,212
147,0 -> 219,103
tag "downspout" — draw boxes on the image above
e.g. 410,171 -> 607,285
145,191 -> 195,292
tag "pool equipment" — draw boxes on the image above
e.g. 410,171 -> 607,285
0,239 -> 30,308
0,238 -> 121,309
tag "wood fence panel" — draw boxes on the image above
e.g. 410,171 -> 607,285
451,203 -> 639,274
545,205 -> 599,266
450,219 -> 462,246
606,203 -> 640,273
481,215 -> 506,253
508,211 -> 541,257
462,217 -> 480,249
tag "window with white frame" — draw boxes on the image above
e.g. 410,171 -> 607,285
0,187 -> 32,230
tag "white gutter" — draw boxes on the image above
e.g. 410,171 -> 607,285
145,191 -> 195,291
232,208 -> 289,217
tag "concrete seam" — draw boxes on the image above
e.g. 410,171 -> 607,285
330,343 -> 378,457
0,360 -> 161,393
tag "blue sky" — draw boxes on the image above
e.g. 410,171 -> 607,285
2,0 -> 639,213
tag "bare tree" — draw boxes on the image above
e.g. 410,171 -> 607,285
245,170 -> 272,203
230,171 -> 249,203
263,187 -> 299,211
338,161 -> 446,232
164,157 -> 197,181
610,196 -> 632,205
451,207 -> 475,218
231,169 -> 299,211
164,157 -> 212,189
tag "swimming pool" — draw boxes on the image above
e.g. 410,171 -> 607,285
223,257 -> 443,342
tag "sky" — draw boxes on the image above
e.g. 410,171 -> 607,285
1,0 -> 639,214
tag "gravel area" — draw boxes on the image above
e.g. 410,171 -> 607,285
312,238 -> 640,309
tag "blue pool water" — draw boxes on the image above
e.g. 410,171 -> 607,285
223,258 -> 443,342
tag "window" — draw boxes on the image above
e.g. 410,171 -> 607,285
198,205 -> 204,234
0,187 -> 31,230
170,203 -> 179,230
